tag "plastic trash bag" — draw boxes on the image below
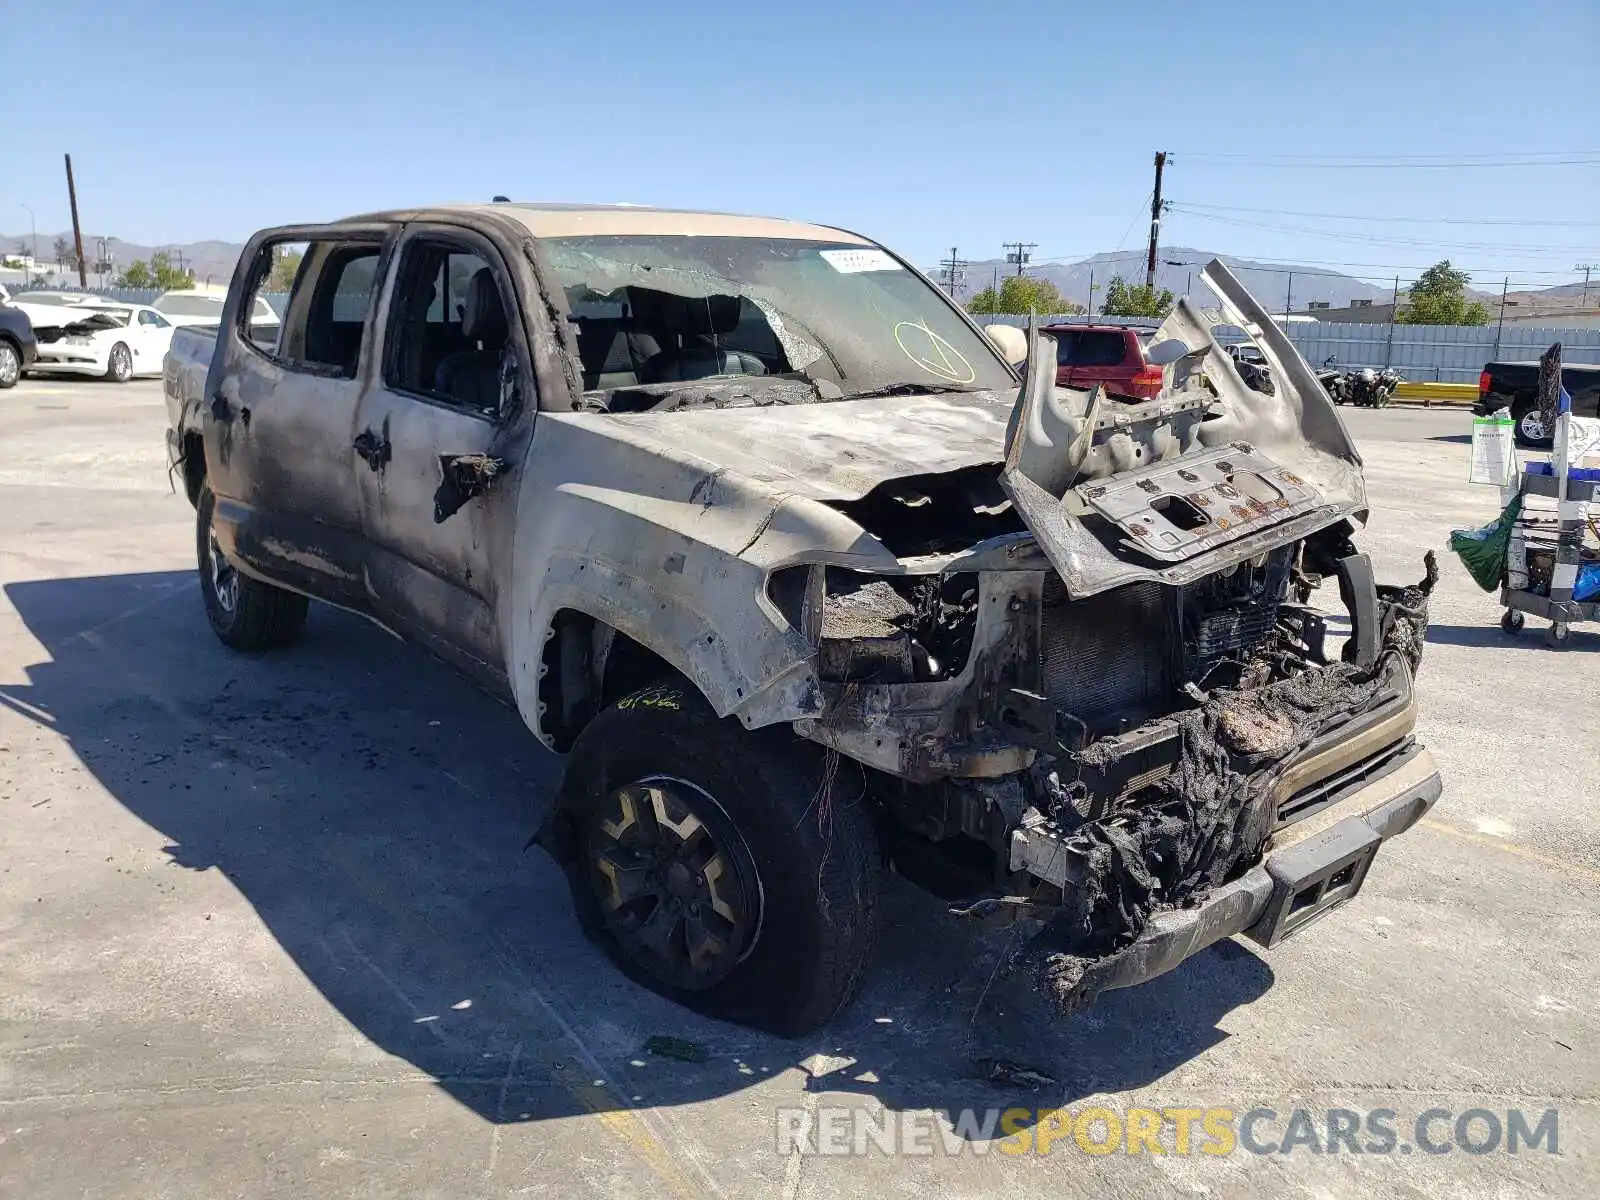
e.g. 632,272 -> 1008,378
1449,495 -> 1523,592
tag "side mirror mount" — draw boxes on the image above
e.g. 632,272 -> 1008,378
983,323 -> 1029,368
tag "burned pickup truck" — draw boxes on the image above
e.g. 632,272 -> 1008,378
165,204 -> 1440,1033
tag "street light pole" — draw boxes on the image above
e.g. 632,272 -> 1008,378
21,204 -> 36,284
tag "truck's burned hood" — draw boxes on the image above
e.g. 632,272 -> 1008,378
594,390 -> 1013,501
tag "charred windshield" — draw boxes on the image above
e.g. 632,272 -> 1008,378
542,235 -> 1016,400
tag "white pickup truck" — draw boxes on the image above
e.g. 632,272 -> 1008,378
165,203 -> 1442,1033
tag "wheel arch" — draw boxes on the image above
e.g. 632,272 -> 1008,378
517,569 -> 823,755
181,429 -> 206,507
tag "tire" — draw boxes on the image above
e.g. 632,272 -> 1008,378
1546,622 -> 1571,649
1513,404 -> 1554,450
196,485 -> 308,650
556,681 -> 880,1035
1500,609 -> 1524,636
0,338 -> 20,389
105,341 -> 133,383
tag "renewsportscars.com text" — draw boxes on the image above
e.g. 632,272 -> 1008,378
776,1105 -> 1560,1158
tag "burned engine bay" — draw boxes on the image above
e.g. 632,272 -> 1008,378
797,503 -> 1438,1015
781,265 -> 1437,1016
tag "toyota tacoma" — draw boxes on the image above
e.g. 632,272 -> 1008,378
165,203 -> 1442,1033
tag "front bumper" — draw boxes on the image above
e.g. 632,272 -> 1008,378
30,349 -> 109,376
1061,745 -> 1441,1000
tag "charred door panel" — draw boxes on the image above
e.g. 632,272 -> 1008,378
352,225 -> 532,675
203,227 -> 391,607
353,392 -> 510,668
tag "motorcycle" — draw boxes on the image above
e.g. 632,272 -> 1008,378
1319,357 -> 1401,408
1317,355 -> 1350,405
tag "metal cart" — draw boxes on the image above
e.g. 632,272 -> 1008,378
1500,467 -> 1599,647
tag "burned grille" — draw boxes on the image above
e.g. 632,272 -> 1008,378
1041,578 -> 1169,721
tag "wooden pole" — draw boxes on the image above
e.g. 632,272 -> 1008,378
64,154 -> 87,288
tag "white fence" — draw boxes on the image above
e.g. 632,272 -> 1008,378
977,313 -> 1600,384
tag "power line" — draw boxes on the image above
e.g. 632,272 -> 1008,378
1113,191 -> 1152,253
1167,206 -> 1599,256
1174,201 -> 1600,228
1169,151 -> 1600,168
1172,148 -> 1598,161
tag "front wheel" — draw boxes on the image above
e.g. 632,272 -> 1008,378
105,342 -> 133,383
0,339 -> 20,389
196,485 -> 308,650
555,682 -> 880,1035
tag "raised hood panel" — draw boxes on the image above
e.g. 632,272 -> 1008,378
582,391 -> 1014,501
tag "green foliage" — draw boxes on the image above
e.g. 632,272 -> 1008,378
118,251 -> 194,291
267,249 -> 304,293
1100,276 -> 1174,318
1397,260 -> 1489,325
966,274 -> 1081,316
119,260 -> 154,288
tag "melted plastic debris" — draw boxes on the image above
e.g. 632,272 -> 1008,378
1029,553 -> 1438,1015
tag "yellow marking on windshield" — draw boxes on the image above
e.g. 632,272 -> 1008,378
893,320 -> 976,385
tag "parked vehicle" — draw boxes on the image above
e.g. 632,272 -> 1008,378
1316,356 -> 1350,405
1227,342 -> 1275,395
7,289 -> 105,307
18,300 -> 175,382
154,288 -> 282,333
1476,359 -> 1600,448
0,303 -> 37,388
1319,359 -> 1400,408
166,205 -> 1441,1033
1040,323 -> 1166,400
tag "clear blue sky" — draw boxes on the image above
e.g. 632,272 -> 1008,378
5,0 -> 1597,289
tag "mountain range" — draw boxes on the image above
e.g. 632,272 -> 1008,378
3,231 -> 1588,313
947,247 -> 1392,312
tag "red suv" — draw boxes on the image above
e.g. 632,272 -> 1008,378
1042,324 -> 1164,400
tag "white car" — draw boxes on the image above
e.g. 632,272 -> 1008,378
153,289 -> 281,331
10,289 -> 106,307
17,301 -> 175,382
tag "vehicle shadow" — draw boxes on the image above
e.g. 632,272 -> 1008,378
1,569 -> 1272,1137
1427,620 -> 1596,650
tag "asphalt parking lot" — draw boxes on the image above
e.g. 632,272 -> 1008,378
1,376 -> 1596,1199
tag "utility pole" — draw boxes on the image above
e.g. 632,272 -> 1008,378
1577,263 -> 1596,307
21,204 -> 36,284
1145,151 -> 1168,289
1002,241 -> 1036,277
1087,268 -> 1095,318
64,154 -> 87,288
938,247 -> 969,298
1384,275 -> 1400,368
1284,271 -> 1294,325
1492,276 -> 1510,359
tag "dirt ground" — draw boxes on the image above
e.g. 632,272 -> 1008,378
1,377 -> 1596,1198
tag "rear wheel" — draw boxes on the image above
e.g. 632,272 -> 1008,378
557,682 -> 880,1034
1514,404 -> 1553,449
0,339 -> 20,389
105,342 -> 133,383
196,485 -> 308,650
